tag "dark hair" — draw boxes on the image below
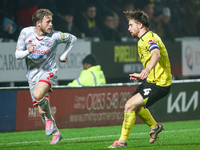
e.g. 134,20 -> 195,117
85,3 -> 96,11
124,9 -> 149,28
82,54 -> 97,66
32,9 -> 53,24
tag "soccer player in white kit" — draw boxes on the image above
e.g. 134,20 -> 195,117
15,9 -> 77,144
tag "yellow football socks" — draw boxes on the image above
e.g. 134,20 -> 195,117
136,107 -> 157,128
120,111 -> 136,140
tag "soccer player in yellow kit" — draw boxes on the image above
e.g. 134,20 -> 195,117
108,9 -> 172,148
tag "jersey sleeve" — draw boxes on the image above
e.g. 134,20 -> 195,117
53,31 -> 77,44
54,31 -> 77,61
15,28 -> 29,59
147,39 -> 159,51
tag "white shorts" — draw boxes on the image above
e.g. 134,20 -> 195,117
28,70 -> 58,106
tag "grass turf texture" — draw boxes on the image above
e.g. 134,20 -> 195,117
0,120 -> 199,150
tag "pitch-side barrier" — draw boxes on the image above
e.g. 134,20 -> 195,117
0,79 -> 199,132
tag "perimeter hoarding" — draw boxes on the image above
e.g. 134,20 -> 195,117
0,40 -> 182,83
15,85 -> 141,132
0,40 -> 90,82
149,81 -> 200,122
182,41 -> 200,76
92,40 -> 182,82
0,80 -> 200,132
0,91 -> 17,132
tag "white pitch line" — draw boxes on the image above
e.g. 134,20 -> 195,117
0,128 -> 200,146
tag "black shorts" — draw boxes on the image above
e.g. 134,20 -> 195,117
133,80 -> 171,108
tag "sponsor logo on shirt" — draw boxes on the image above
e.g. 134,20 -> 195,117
45,41 -> 51,47
60,33 -> 68,39
32,49 -> 50,54
28,49 -> 50,59
148,40 -> 157,45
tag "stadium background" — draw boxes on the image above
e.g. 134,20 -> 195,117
0,0 -> 200,132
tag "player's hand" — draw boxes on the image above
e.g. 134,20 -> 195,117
129,73 -> 141,81
28,44 -> 36,54
140,68 -> 150,80
59,58 -> 67,63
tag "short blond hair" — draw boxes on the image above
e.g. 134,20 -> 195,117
32,9 -> 53,24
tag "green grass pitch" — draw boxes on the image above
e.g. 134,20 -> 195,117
0,120 -> 200,150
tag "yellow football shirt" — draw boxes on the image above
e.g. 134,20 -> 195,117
138,31 -> 172,86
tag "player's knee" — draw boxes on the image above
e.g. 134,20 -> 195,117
125,102 -> 137,112
33,90 -> 43,101
125,102 -> 131,111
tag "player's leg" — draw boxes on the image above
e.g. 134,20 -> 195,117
136,83 -> 171,144
38,105 -> 46,124
136,107 -> 164,144
108,93 -> 145,148
33,82 -> 50,102
34,72 -> 61,144
37,98 -> 62,144
33,82 -> 56,134
136,107 -> 157,129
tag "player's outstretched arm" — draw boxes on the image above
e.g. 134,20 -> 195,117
59,35 -> 77,62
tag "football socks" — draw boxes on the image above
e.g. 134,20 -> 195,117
136,107 -> 157,128
120,111 -> 136,140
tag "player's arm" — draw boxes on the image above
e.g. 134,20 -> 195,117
15,44 -> 36,59
59,33 -> 77,62
140,48 -> 160,80
15,28 -> 35,60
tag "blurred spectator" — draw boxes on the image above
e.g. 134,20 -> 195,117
75,3 -> 103,40
68,54 -> 106,86
38,0 -> 57,15
180,0 -> 200,36
53,9 -> 85,39
100,12 -> 121,42
0,0 -> 20,41
165,0 -> 186,37
150,7 -> 174,40
113,12 -> 120,30
98,0 -> 123,14
135,0 -> 155,20
118,2 -> 134,37
16,0 -> 40,30
16,0 -> 57,30
162,7 -> 174,40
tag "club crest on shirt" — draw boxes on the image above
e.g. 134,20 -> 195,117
45,41 -> 51,47
148,40 -> 157,45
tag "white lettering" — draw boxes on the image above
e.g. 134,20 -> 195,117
143,88 -> 151,96
167,91 -> 198,113
28,106 -> 56,118
69,111 -> 124,122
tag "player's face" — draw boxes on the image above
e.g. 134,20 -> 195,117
128,19 -> 140,37
40,15 -> 53,35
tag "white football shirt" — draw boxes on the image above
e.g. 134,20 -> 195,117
15,26 -> 77,81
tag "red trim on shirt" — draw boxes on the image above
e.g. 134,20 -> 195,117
36,36 -> 43,41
